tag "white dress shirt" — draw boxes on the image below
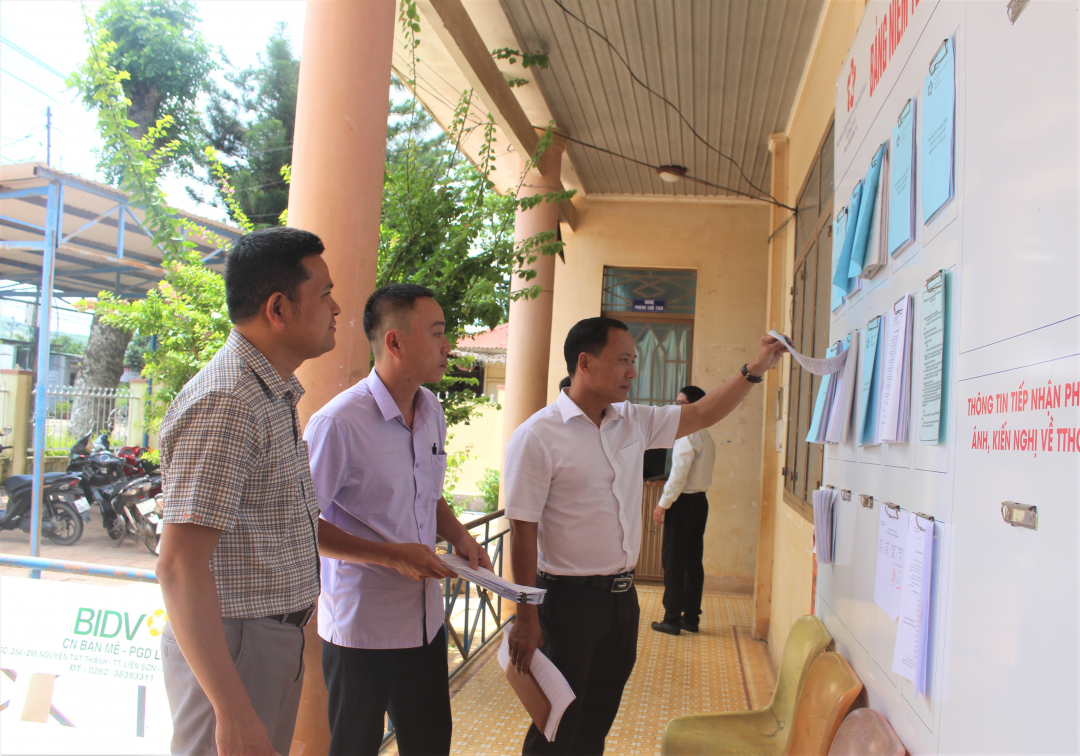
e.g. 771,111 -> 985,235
304,370 -> 446,649
504,390 -> 681,576
657,429 -> 716,509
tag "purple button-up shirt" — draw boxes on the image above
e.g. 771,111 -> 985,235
304,370 -> 447,649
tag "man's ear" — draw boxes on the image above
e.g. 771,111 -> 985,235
576,351 -> 590,376
263,292 -> 289,330
384,328 -> 403,359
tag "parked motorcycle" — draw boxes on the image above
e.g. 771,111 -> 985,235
0,471 -> 88,546
109,476 -> 162,555
68,433 -> 129,539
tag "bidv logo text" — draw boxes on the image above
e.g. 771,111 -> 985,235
64,607 -> 168,655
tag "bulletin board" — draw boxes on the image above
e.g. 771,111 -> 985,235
818,0 -> 1078,753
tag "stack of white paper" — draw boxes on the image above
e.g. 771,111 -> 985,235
873,506 -> 908,619
825,330 -> 860,443
498,627 -> 576,742
811,488 -> 839,563
892,514 -> 935,696
859,142 -> 890,280
878,294 -> 914,443
441,554 -> 547,604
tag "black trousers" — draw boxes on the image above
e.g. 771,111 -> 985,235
322,626 -> 452,756
661,491 -> 709,626
522,576 -> 639,756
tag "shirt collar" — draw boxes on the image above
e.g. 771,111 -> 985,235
228,330 -> 304,403
366,369 -> 432,428
556,388 -> 623,425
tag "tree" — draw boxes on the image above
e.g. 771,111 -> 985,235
192,23 -> 298,227
68,0 -> 215,435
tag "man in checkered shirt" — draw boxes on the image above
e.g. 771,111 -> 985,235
156,227 -> 340,756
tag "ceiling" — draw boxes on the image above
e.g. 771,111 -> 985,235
497,0 -> 825,199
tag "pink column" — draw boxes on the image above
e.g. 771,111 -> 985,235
502,135 -> 566,446
289,0 -> 396,427
286,2 -> 395,753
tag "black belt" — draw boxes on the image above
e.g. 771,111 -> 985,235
266,605 -> 315,627
537,570 -> 635,593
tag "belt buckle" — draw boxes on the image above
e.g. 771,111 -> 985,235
285,605 -> 315,627
611,576 -> 633,593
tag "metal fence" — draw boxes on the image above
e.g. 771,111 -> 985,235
33,385 -> 132,453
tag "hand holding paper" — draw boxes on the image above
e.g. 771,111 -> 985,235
499,626 -> 576,742
769,330 -> 849,375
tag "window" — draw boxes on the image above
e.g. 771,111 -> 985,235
783,123 -> 835,518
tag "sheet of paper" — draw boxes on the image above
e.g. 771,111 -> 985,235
499,627 -> 576,742
833,181 -> 864,291
831,207 -> 850,312
889,99 -> 917,255
811,488 -> 837,564
921,38 -> 955,223
919,271 -> 947,444
873,507 -> 908,619
770,330 -> 850,376
878,295 -> 913,444
847,142 -> 888,279
441,553 -> 546,604
892,514 -> 935,695
859,316 -> 883,446
806,342 -> 841,444
859,140 -> 890,281
825,332 -> 859,443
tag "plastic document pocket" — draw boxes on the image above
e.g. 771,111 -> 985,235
72,497 -> 90,514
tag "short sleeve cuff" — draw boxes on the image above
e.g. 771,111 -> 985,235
162,503 -> 234,531
653,404 -> 681,448
504,505 -> 542,523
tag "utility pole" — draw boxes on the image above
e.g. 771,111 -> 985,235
45,107 -> 51,165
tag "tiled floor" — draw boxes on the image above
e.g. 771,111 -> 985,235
385,585 -> 776,756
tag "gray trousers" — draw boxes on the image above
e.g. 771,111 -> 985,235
162,617 -> 305,756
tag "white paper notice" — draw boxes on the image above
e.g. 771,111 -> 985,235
769,330 -> 849,375
825,331 -> 860,443
892,514 -> 935,695
878,295 -> 913,443
498,627 -> 576,742
873,507 -> 908,620
918,271 -> 946,444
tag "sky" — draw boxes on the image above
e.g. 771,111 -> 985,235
0,0 -> 309,334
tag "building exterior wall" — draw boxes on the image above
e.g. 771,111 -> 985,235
547,197 -> 771,593
766,0 -> 865,667
446,386 -> 504,501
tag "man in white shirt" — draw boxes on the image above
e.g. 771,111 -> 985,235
305,284 -> 492,756
504,317 -> 784,754
649,384 -> 716,636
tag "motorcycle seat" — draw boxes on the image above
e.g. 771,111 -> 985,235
4,472 -> 75,496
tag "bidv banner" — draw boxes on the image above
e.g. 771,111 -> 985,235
0,576 -> 172,754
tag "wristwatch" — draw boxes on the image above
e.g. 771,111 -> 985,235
741,363 -> 764,384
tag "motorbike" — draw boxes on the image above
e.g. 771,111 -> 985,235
0,471 -> 89,546
108,476 -> 162,555
68,433 -> 129,539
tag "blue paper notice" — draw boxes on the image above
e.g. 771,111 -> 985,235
847,142 -> 887,279
889,100 -> 916,255
921,38 -> 955,223
806,342 -> 842,444
831,208 -> 849,312
833,181 -> 864,291
859,316 -> 885,446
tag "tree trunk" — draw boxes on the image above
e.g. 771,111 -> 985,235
69,314 -> 132,438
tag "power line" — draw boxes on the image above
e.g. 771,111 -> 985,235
0,36 -> 66,79
550,0 -> 790,210
1,87 -> 46,113
0,67 -> 64,105
1,126 -> 44,149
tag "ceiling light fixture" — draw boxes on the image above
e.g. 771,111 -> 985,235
656,165 -> 687,183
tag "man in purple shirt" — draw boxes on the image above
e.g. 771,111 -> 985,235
305,283 -> 492,756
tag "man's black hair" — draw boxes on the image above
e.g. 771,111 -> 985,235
224,226 -> 325,323
363,283 -> 437,349
679,385 -> 706,403
563,317 -> 629,376
558,375 -> 571,391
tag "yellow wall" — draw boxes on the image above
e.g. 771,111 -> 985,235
765,0 -> 865,667
446,385 -> 504,500
548,198 -> 771,592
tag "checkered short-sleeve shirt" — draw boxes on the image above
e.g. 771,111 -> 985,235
160,330 -> 321,619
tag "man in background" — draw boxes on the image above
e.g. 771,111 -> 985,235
157,227 -> 338,756
305,283 -> 492,756
650,385 -> 716,636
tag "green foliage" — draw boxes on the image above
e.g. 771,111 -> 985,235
442,443 -> 473,516
72,0 -> 216,178
477,468 -> 500,514
50,333 -> 89,356
196,23 -> 298,227
124,333 -> 153,371
491,47 -> 550,70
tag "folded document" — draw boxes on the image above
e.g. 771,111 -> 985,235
440,553 -> 546,604
498,624 -> 576,742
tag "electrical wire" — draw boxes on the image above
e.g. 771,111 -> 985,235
550,0 -> 788,209
2,127 -> 44,149
0,67 -> 63,105
1,87 -> 46,114
0,37 -> 66,79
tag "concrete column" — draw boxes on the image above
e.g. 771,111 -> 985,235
502,134 -> 566,448
752,134 -> 790,640
1,369 -> 32,476
285,3 -> 395,754
288,0 -> 396,427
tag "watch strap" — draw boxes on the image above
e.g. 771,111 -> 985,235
741,363 -> 764,384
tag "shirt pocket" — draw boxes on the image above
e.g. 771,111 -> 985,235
431,453 -> 448,499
